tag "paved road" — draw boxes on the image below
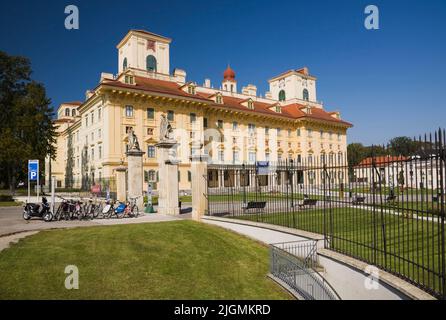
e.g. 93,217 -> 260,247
0,206 -> 189,237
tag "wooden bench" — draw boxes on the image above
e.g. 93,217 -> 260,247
386,195 -> 397,203
242,201 -> 267,214
298,198 -> 318,208
352,196 -> 365,205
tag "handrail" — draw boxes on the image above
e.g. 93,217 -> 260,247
270,241 -> 341,300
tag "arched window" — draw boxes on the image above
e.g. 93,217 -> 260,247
278,90 -> 286,101
72,109 -> 76,117
65,108 -> 70,116
123,58 -> 128,70
303,89 -> 309,101
146,55 -> 157,72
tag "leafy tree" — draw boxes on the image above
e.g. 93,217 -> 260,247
0,51 -> 56,194
389,136 -> 417,156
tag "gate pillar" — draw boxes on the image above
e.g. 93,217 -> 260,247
115,165 -> 127,202
156,141 -> 180,215
191,155 -> 209,221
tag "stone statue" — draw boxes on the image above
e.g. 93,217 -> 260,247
160,114 -> 173,141
127,128 -> 140,151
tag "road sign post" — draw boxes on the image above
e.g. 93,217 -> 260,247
28,160 -> 39,203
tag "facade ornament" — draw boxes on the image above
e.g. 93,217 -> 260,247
127,128 -> 140,151
160,114 -> 173,141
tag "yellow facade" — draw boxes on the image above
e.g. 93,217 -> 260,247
46,30 -> 352,192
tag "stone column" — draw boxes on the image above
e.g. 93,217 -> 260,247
191,155 -> 209,221
156,141 -> 180,215
126,149 -> 145,209
115,165 -> 127,202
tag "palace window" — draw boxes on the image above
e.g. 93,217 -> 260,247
72,109 -> 76,117
248,123 -> 256,135
278,90 -> 286,102
125,126 -> 133,133
275,105 -> 282,113
303,89 -> 309,101
265,127 -> 269,135
232,121 -> 238,131
123,58 -> 128,70
124,75 -> 134,84
125,105 -> 134,118
248,151 -> 256,164
203,117 -> 208,128
188,171 -> 192,182
247,100 -> 254,109
98,108 -> 101,121
148,170 -> 156,182
65,108 -> 70,116
146,55 -> 157,72
91,147 -> 95,160
187,85 -> 196,95
167,110 -> 174,121
190,113 -> 196,124
98,146 -> 102,159
147,145 -> 156,158
233,150 -> 239,163
297,128 -> 301,137
216,94 -> 223,104
277,128 -> 281,136
147,128 -> 154,135
218,150 -> 224,162
217,120 -> 223,129
320,130 -> 324,138
91,111 -> 94,124
288,129 -> 291,138
265,152 -> 270,162
147,108 -> 154,119
307,129 -> 312,138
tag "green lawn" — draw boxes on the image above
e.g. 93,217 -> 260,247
233,207 -> 444,296
0,201 -> 22,207
0,220 -> 291,300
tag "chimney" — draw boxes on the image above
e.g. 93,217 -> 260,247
242,84 -> 257,96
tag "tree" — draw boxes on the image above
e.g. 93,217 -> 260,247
0,51 -> 56,194
389,136 -> 417,156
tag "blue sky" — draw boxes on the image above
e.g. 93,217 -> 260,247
1,0 -> 445,145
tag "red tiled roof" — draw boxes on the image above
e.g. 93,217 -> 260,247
101,76 -> 210,102
99,76 -> 351,126
357,156 -> 408,167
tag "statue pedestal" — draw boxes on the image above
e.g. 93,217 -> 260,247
156,140 -> 180,215
126,149 -> 145,210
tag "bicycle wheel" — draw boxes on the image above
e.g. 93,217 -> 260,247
132,205 -> 139,217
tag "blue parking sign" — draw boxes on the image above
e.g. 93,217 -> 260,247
28,160 -> 39,181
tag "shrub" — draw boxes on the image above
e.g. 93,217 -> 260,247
0,195 -> 14,202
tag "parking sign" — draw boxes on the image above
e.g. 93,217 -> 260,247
28,160 -> 39,181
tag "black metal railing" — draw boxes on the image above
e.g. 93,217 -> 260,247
270,240 -> 340,300
206,129 -> 446,299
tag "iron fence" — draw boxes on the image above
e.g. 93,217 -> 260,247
270,240 -> 340,300
206,129 -> 446,299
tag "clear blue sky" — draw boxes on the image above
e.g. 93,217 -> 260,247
1,0 -> 445,145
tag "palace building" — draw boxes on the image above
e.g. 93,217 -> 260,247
47,29 -> 352,192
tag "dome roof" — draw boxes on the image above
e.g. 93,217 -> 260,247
223,65 -> 236,81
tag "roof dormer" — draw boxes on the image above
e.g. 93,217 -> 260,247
269,103 -> 282,113
180,82 -> 197,95
209,92 -> 224,104
241,98 -> 254,110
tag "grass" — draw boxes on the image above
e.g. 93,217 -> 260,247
232,207 -> 444,296
0,220 -> 292,300
0,201 -> 22,207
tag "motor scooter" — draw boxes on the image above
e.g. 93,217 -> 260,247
23,197 -> 53,222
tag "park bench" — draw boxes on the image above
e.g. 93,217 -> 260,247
298,198 -> 318,209
242,201 -> 267,214
352,196 -> 365,205
386,195 -> 397,203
